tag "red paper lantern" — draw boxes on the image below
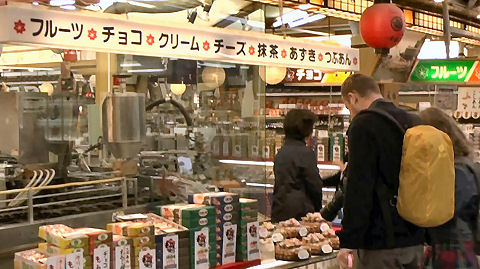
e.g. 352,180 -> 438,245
63,49 -> 77,62
360,3 -> 405,51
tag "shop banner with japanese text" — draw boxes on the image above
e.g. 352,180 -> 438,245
0,3 -> 359,71
410,59 -> 480,83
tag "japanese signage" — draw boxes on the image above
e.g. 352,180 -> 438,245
410,59 -> 480,83
0,3 -> 359,71
455,87 -> 480,119
283,68 -> 352,84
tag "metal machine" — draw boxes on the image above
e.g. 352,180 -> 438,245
102,92 -> 146,159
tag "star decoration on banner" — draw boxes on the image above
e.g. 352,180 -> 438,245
14,20 -> 26,34
146,34 -> 155,45
248,45 -> 255,55
203,41 -> 210,51
281,49 -> 287,58
318,53 -> 323,61
353,57 -> 358,65
88,28 -> 97,40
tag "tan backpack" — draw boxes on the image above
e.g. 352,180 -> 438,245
363,109 -> 455,230
397,125 -> 455,227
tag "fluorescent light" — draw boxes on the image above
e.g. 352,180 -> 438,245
50,0 -> 75,6
298,4 -> 312,10
229,10 -> 239,15
218,159 -> 340,170
127,1 -> 156,8
32,2 -> 39,6
288,14 -> 326,28
127,68 -> 165,73
60,5 -> 76,10
434,0 -> 443,3
0,66 -> 54,71
120,62 -> 142,67
273,10 -> 309,28
245,182 -> 274,188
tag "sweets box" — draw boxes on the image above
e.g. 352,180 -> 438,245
15,248 -> 89,269
239,198 -> 258,212
157,204 -> 215,229
155,234 -> 190,269
188,192 -> 240,206
189,226 -> 216,250
38,225 -> 89,249
107,222 -> 155,237
73,228 -> 112,255
38,242 -> 88,257
189,250 -> 217,269
214,203 -> 240,216
112,235 -> 133,269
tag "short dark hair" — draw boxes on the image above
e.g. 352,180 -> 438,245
284,109 -> 316,140
341,73 -> 381,98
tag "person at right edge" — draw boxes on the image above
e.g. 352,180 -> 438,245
337,74 -> 424,269
419,107 -> 479,269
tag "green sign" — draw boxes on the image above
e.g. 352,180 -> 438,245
410,59 -> 477,82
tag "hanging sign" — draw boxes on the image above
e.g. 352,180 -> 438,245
0,3 -> 359,72
283,68 -> 352,84
410,59 -> 480,83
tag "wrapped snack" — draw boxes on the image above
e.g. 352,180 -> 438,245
328,237 -> 340,250
276,218 -> 308,239
301,213 -> 329,233
302,233 -> 333,255
14,249 -> 48,269
274,238 -> 310,261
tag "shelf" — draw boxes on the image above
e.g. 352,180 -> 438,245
217,159 -> 340,171
263,92 -> 341,97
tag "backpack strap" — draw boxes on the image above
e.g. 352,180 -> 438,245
358,108 -> 409,249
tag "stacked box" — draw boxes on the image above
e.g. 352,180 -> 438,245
112,235 -> 133,269
108,222 -> 156,269
14,248 -> 89,269
110,213 -> 191,269
329,133 -> 345,162
73,228 -> 113,269
188,192 -> 240,266
38,224 -> 92,269
236,199 -> 260,262
158,204 -> 216,269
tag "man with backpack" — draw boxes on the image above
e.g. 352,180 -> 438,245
337,74 -> 425,269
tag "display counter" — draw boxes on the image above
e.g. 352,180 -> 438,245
252,254 -> 338,269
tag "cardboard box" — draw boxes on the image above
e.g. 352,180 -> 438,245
214,203 -> 240,216
107,222 -> 133,236
329,133 -> 345,162
38,225 -> 89,249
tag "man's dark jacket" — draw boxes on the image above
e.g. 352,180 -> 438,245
338,99 -> 425,250
272,138 -> 323,222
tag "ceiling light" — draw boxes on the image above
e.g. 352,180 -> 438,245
120,62 -> 142,67
127,68 -> 165,73
298,4 -> 312,10
32,2 -> 39,6
60,5 -> 76,10
477,14 -> 480,19
272,10 -> 309,28
242,17 -> 252,31
127,1 -> 156,8
198,11 -> 210,21
50,0 -> 74,6
288,13 -> 326,28
229,10 -> 239,15
434,0 -> 443,3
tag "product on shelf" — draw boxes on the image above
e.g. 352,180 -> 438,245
73,228 -> 113,256
302,233 -> 333,255
188,192 -> 240,266
15,248 -> 87,269
300,212 -> 329,233
112,235 -> 133,269
329,133 -> 345,162
274,238 -> 310,261
276,218 -> 308,239
237,198 -> 260,262
158,204 -> 216,229
38,224 -> 88,249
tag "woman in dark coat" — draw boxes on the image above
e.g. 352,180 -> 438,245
271,109 -> 323,222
